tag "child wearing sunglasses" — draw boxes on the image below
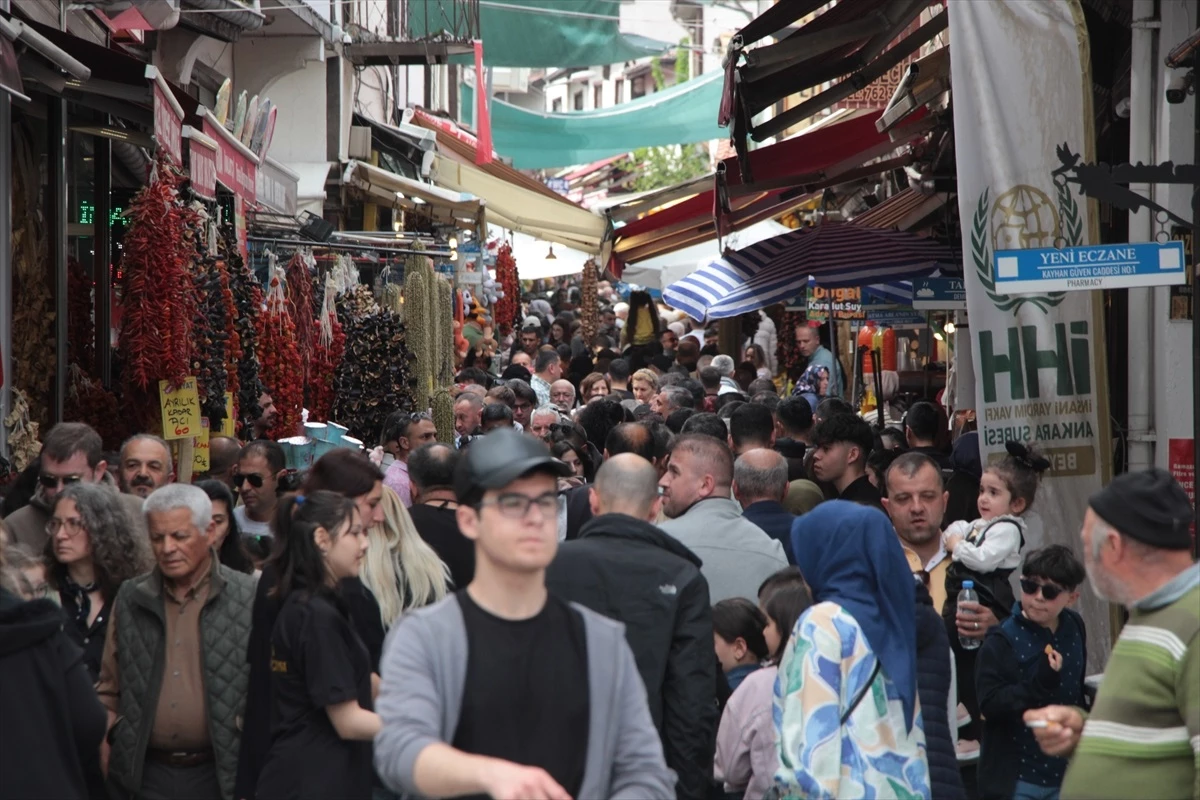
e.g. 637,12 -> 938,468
975,545 -> 1090,800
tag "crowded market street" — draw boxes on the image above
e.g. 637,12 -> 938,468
0,1 -> 1197,799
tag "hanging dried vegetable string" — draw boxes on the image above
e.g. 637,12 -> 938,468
226,231 -> 263,433
580,258 -> 598,344
403,248 -> 433,406
285,249 -> 316,387
493,243 -> 520,336
3,390 -> 41,471
256,252 -> 303,439
11,124 -> 55,426
64,365 -> 125,450
118,151 -> 197,429
307,272 -> 345,423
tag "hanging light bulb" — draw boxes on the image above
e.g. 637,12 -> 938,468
944,321 -> 956,335
933,329 -> 945,342
545,245 -> 557,261
449,235 -> 459,250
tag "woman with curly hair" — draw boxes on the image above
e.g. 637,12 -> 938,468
44,483 -> 152,680
359,486 -> 449,630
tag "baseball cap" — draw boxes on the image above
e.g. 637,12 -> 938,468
454,428 -> 572,504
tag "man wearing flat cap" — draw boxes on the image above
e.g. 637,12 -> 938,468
1025,468 -> 1199,800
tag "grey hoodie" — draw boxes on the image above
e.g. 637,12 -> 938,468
374,593 -> 676,799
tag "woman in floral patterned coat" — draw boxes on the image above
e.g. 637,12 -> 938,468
774,501 -> 931,799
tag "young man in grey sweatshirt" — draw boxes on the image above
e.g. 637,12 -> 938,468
374,429 -> 676,800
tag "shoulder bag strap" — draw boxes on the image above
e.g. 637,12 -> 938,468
841,659 -> 883,725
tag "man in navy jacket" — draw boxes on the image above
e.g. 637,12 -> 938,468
734,449 -> 797,564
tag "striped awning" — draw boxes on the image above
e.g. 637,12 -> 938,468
663,221 -> 959,321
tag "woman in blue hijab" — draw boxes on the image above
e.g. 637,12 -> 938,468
774,500 -> 931,799
791,364 -> 830,413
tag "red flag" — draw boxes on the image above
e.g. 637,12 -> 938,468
473,40 -> 493,166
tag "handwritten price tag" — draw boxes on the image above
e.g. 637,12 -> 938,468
221,392 -> 236,437
193,418 -> 211,472
159,377 -> 202,440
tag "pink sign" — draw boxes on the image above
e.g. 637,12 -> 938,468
147,67 -> 183,165
203,115 -> 257,204
186,130 -> 217,200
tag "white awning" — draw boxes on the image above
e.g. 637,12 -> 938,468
431,154 -> 606,254
343,160 -> 481,228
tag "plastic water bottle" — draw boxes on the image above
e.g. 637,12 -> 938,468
958,581 -> 982,650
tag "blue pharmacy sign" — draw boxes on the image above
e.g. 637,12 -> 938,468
993,241 -> 1186,294
911,277 -> 967,310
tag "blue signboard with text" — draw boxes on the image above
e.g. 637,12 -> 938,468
993,241 -> 1186,294
911,277 -> 967,310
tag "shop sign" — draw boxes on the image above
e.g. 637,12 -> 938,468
1168,438 -> 1195,541
865,308 -> 925,326
257,158 -> 298,216
805,284 -> 864,321
159,376 -> 202,440
993,241 -> 1185,294
192,418 -> 210,473
147,66 -> 183,165
912,276 -> 967,310
203,113 -> 258,203
184,126 -> 218,201
833,21 -> 926,111
1169,225 -> 1193,320
544,177 -> 569,195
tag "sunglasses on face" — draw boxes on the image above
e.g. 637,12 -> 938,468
39,473 -> 84,490
1020,578 -> 1066,601
234,472 -> 265,489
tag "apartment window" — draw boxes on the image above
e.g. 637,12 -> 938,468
593,84 -> 603,109
552,98 -> 563,112
630,76 -> 645,99
614,78 -> 625,104
573,90 -> 584,110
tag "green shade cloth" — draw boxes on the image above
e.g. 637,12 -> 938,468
462,70 -> 726,169
407,0 -> 669,68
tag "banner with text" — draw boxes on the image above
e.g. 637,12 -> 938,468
949,0 -> 1111,660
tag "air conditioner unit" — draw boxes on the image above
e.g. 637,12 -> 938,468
348,126 -> 372,160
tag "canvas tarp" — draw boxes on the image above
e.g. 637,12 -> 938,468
461,71 -> 726,169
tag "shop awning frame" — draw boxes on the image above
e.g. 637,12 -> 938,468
0,13 -> 90,81
343,160 -> 482,228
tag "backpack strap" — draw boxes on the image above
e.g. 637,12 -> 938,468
841,659 -> 882,725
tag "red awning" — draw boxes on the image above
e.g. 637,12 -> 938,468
611,110 -> 926,268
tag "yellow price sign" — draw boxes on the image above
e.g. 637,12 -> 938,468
221,392 -> 236,437
192,418 -> 211,472
159,377 -> 202,440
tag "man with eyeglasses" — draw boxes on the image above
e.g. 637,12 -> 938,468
375,429 -> 674,800
231,441 -> 287,540
4,422 -> 147,552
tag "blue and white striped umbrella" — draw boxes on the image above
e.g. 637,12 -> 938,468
663,222 -> 960,321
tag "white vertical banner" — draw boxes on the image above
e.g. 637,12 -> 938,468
949,0 -> 1113,660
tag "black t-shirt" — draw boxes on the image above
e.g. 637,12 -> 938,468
256,591 -> 374,800
408,503 -> 475,589
452,590 -> 590,798
839,474 -> 886,511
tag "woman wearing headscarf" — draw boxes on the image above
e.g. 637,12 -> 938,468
776,501 -> 930,799
942,431 -> 982,528
791,364 -> 830,413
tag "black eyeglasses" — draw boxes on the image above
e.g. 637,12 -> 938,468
39,473 -> 83,490
1020,578 -> 1065,601
477,492 -> 558,520
234,473 -> 265,488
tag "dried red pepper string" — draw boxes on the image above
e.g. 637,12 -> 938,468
257,271 -> 303,439
493,243 -> 520,334
284,252 -> 316,389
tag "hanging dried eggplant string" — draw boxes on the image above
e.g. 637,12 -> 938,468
187,204 -> 229,429
257,252 -> 303,439
118,151 -> 197,430
11,124 -> 55,427
226,230 -> 263,433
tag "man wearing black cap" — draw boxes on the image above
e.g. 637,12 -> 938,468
374,429 -> 674,800
1026,468 -> 1199,800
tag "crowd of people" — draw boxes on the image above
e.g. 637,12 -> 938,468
0,285 -> 1196,800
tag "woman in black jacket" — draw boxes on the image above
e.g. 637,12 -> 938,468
914,576 -> 967,800
0,576 -> 107,799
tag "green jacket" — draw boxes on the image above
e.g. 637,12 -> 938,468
107,560 -> 255,800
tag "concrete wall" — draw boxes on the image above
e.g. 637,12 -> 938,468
256,57 -> 328,163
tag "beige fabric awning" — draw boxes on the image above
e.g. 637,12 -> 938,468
431,155 -> 607,254
342,160 -> 481,228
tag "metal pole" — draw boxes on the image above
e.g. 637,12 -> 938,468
95,134 -> 112,388
0,0 -> 11,459
1192,53 -> 1199,558
49,98 -> 68,423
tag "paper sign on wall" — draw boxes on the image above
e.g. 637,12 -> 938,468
159,377 -> 201,440
193,418 -> 211,472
